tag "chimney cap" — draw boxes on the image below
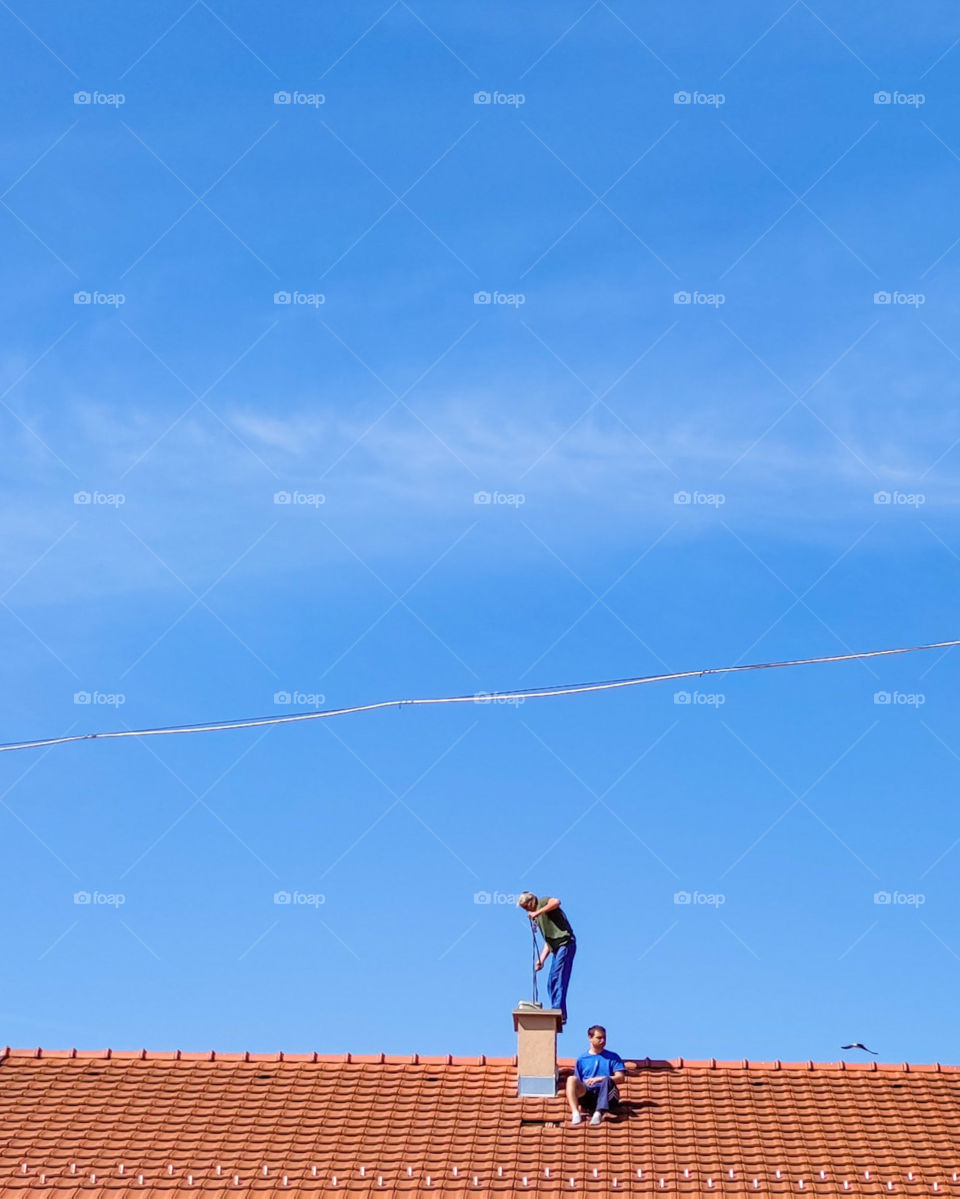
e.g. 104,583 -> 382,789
512,1007 -> 563,1032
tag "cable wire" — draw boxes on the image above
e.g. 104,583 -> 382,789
1,638 -> 957,755
531,921 -> 540,1007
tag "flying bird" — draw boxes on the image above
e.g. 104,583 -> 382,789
841,1043 -> 878,1054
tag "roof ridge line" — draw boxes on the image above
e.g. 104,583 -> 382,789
1,1048 -> 957,1072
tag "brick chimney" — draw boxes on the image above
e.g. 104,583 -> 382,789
512,1006 -> 562,1096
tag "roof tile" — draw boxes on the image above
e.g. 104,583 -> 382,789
2,1052 -> 960,1194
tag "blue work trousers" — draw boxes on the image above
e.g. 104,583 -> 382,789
583,1074 -> 619,1113
547,938 -> 576,1021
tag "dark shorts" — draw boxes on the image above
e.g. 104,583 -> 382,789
579,1082 -> 620,1110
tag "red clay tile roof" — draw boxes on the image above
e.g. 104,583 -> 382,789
2,1049 -> 960,1195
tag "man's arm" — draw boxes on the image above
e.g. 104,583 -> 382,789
534,943 -> 551,970
530,897 -> 561,919
587,1057 -> 626,1087
587,1070 -> 624,1087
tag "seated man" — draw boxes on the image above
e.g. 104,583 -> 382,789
566,1025 -> 626,1126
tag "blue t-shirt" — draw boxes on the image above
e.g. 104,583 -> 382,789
575,1049 -> 626,1082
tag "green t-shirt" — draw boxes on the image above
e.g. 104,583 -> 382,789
535,897 -> 574,951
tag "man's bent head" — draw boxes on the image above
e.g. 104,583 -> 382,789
517,892 -> 537,911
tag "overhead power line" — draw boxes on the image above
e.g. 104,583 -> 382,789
1,638 -> 956,757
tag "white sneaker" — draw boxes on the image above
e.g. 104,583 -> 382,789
589,1112 -> 603,1126
570,1112 -> 582,1125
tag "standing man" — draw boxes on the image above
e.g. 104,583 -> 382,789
567,1025 -> 626,1125
517,892 -> 576,1025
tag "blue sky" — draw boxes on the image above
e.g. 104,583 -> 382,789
2,0 -> 960,1064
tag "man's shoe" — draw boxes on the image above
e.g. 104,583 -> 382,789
589,1112 -> 603,1126
570,1112 -> 582,1125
